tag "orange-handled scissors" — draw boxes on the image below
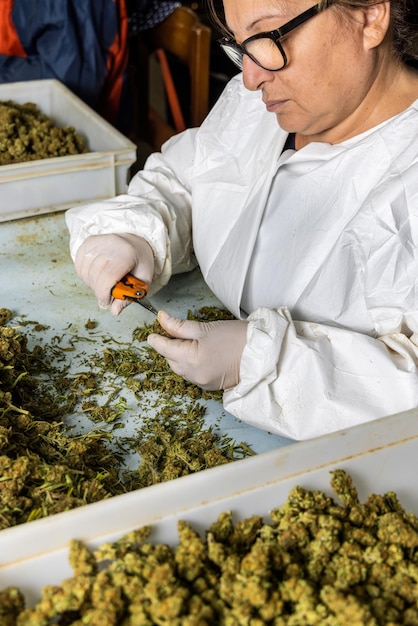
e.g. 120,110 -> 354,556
111,273 -> 158,315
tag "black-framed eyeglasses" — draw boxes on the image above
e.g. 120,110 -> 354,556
218,1 -> 331,71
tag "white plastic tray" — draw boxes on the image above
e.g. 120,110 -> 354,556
0,407 -> 417,607
0,79 -> 136,221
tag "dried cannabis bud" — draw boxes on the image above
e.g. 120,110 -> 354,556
0,100 -> 88,165
5,469 -> 418,625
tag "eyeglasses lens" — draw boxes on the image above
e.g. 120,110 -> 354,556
246,39 -> 285,71
220,38 -> 285,71
220,44 -> 244,69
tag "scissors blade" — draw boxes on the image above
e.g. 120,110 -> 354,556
136,297 -> 158,316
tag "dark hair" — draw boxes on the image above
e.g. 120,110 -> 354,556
390,0 -> 418,62
206,0 -> 418,64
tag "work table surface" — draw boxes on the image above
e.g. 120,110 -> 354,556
0,210 -> 292,460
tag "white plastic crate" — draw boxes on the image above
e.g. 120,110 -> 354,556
0,408 -> 417,607
0,79 -> 136,221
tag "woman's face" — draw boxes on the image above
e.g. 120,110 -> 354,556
223,0 -> 380,143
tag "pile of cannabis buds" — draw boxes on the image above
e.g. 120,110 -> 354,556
2,469 -> 418,625
0,100 -> 87,165
0,306 -> 251,531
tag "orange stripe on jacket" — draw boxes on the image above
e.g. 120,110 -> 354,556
0,0 -> 26,56
98,0 -> 129,128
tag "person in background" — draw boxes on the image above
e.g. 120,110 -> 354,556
127,0 -> 179,34
0,0 -> 178,135
66,0 -> 418,441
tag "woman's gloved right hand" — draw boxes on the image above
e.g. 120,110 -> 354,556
74,233 -> 155,315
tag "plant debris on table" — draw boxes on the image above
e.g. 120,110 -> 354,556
0,306 -> 252,530
2,470 -> 418,625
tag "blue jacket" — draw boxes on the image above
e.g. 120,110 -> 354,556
0,0 -> 129,131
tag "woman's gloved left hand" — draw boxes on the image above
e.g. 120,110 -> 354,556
147,311 -> 248,390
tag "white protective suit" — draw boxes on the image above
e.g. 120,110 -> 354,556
66,74 -> 418,441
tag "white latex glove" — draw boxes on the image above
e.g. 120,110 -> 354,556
147,311 -> 248,390
74,233 -> 154,315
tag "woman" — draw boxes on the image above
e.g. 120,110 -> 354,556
66,0 -> 418,440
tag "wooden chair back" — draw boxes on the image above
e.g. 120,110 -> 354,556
131,6 -> 211,148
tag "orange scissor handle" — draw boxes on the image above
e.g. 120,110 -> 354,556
111,273 -> 149,301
